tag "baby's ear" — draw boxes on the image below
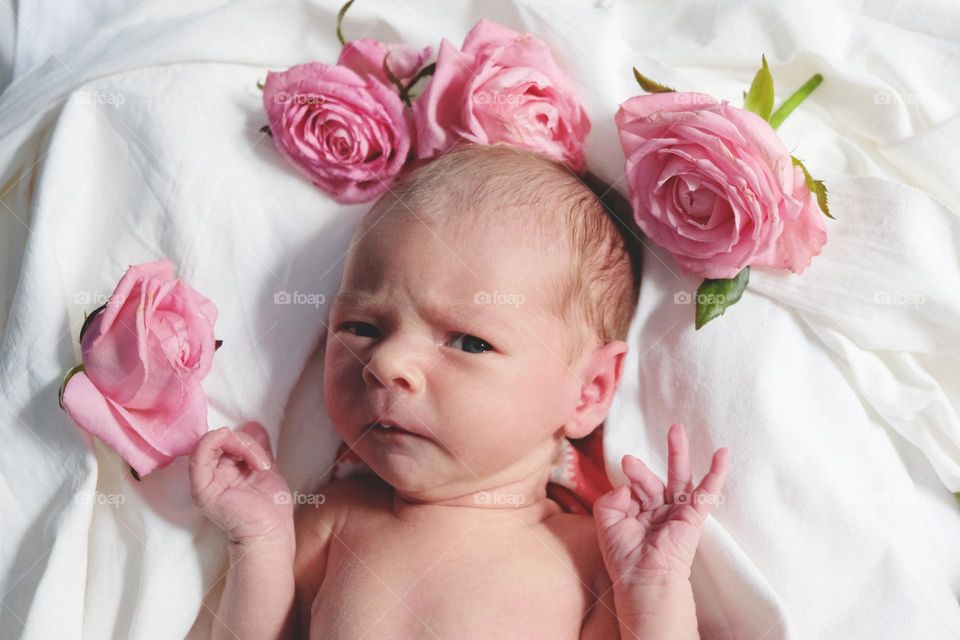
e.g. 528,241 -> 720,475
562,340 -> 629,439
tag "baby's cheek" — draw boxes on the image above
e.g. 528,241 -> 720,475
322,351 -> 362,421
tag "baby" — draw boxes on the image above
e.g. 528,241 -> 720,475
189,142 -> 730,639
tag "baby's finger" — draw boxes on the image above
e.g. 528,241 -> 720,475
229,429 -> 273,471
240,421 -> 274,460
189,427 -> 234,501
622,454 -> 665,510
189,427 -> 231,476
593,485 -> 635,531
692,447 -> 730,517
666,424 -> 693,502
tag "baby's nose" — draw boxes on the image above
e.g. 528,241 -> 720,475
361,337 -> 426,393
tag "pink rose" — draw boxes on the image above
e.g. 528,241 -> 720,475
337,39 -> 432,89
413,19 -> 590,171
616,92 -> 827,279
60,260 -> 218,477
262,61 -> 412,204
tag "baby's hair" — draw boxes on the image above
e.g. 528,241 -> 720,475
369,141 -> 644,363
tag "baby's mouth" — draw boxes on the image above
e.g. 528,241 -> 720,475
367,421 -> 420,437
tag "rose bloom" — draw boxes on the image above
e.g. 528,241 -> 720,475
337,38 -> 431,89
616,92 -> 827,279
61,260 -> 218,476
262,51 -> 419,204
413,19 -> 590,171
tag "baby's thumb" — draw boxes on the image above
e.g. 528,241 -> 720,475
239,421 -> 274,460
592,485 -> 631,531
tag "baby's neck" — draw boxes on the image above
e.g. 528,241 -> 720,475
389,474 -> 563,529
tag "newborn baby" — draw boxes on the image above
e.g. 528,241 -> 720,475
189,142 -> 730,639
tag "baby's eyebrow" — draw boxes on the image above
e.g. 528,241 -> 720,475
332,292 -> 512,330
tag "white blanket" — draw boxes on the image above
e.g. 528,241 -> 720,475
1,1 -> 959,638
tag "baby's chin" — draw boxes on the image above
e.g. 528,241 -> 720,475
356,444 -> 491,502
353,439 -> 440,492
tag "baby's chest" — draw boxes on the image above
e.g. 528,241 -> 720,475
308,525 -> 592,640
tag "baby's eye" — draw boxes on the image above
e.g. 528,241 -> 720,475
450,333 -> 494,354
340,321 -> 379,338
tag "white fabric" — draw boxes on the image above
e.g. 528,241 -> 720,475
5,0 -> 148,88
1,0 -> 959,638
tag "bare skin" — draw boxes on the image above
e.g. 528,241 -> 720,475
188,199 -> 730,639
298,474 -> 607,639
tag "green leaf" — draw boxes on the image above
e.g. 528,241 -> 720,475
743,54 -> 774,121
695,267 -> 750,329
791,156 -> 834,219
256,80 -> 264,91
632,67 -> 676,93
336,0 -> 356,47
955,491 -> 960,507
58,363 -> 85,410
78,302 -> 108,345
769,73 -> 823,130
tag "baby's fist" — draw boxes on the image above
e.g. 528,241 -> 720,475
189,421 -> 294,546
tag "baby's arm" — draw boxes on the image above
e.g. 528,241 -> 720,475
590,424 -> 729,639
188,422 -> 297,640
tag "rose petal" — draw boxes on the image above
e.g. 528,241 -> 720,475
105,382 -> 209,458
61,371 -> 173,477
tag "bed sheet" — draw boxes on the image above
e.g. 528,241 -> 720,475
1,1 -> 959,638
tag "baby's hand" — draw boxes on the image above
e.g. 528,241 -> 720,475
593,423 -> 729,586
189,421 -> 294,546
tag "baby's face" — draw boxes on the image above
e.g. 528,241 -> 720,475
322,211 -> 589,501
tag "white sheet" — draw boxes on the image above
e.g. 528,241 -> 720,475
1,0 -> 959,638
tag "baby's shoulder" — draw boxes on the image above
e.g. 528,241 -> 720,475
292,474 -> 390,629
543,510 -> 609,584
296,473 -> 390,534
544,509 -> 601,549
544,510 -> 620,637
